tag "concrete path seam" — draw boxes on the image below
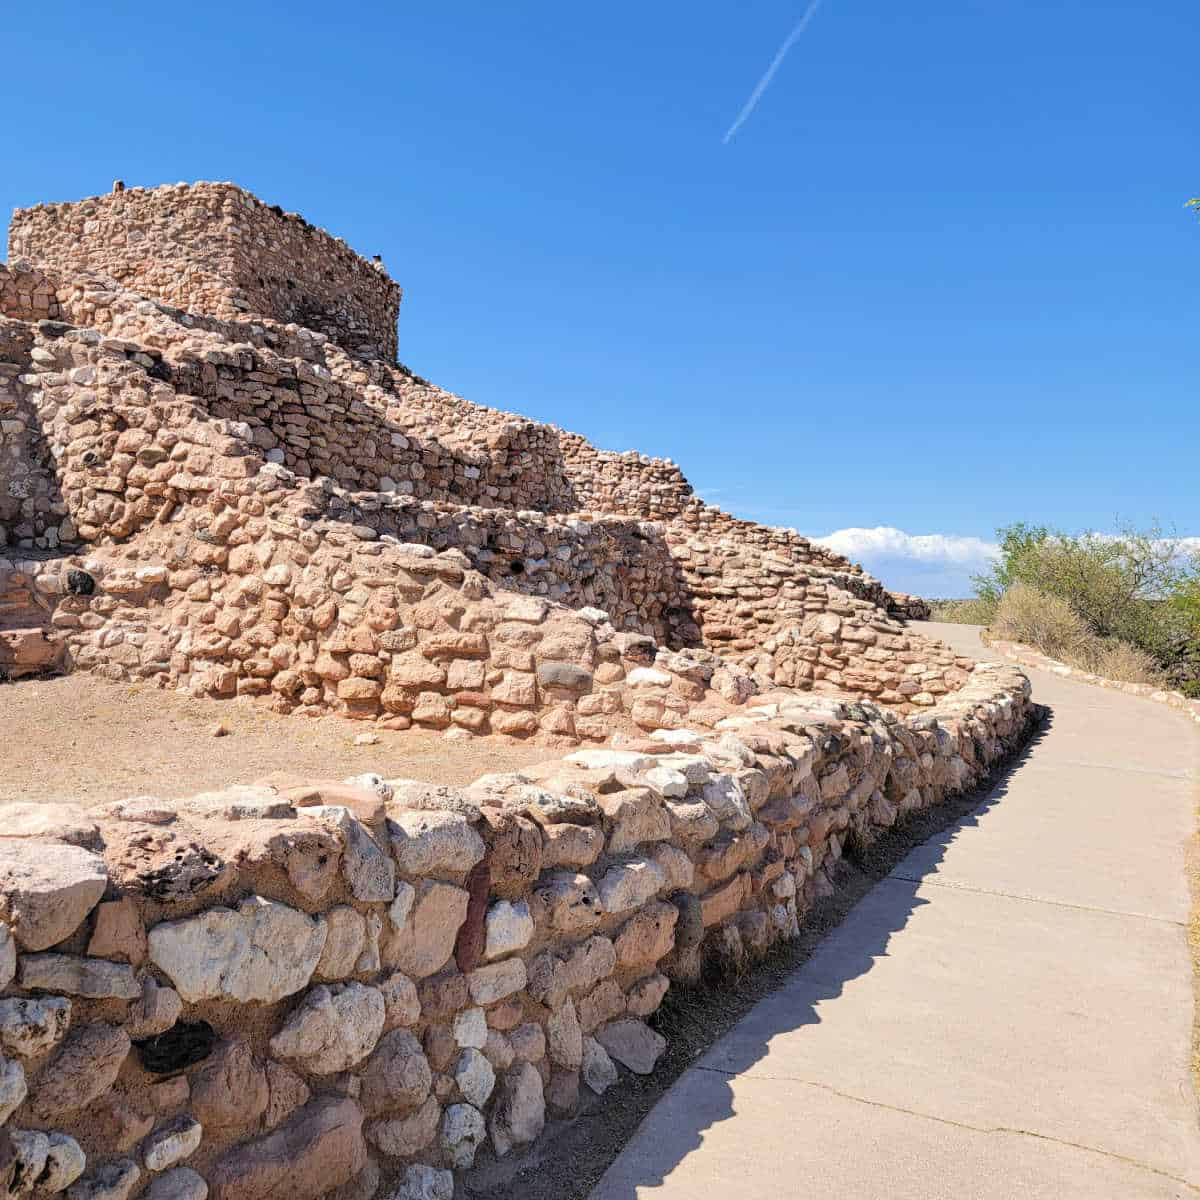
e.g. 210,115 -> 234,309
884,872 -> 1189,927
692,1066 -> 1200,1192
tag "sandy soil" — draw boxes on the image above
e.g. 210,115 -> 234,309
0,675 -> 551,806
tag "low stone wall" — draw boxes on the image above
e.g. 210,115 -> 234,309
982,632 -> 1200,726
0,659 -> 1033,1199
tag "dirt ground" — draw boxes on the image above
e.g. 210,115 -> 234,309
0,674 -> 551,806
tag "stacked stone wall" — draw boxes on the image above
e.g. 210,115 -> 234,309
9,183 -> 401,360
0,660 -> 1033,1199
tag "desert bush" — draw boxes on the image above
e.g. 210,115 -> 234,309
929,597 -> 997,625
991,584 -> 1091,661
973,523 -> 1200,686
1071,637 -> 1167,686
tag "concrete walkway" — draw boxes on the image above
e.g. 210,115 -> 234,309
591,622 -> 1200,1199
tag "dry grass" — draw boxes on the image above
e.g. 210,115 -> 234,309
991,583 -> 1167,687
928,597 -> 996,625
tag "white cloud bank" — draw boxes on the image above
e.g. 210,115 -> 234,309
811,526 -> 1200,599
811,526 -> 999,598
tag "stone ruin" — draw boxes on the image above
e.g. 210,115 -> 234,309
0,183 -> 1032,1199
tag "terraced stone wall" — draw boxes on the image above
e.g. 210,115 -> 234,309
9,183 -> 401,360
0,662 -> 1033,1200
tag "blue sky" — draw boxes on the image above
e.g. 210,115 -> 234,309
2,0 -> 1196,595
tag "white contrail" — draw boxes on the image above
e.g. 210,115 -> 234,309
722,0 -> 825,144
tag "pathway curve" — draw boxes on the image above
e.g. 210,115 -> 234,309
591,622 -> 1200,1199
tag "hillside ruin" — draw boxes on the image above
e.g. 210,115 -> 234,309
0,183 -> 1032,1200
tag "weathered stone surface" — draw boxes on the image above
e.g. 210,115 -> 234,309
359,1029 -> 431,1116
700,775 -> 752,831
144,1168 -> 208,1200
264,1061 -> 311,1130
269,983 -> 384,1074
104,826 -> 229,905
0,803 -> 99,849
547,998 -> 582,1068
389,811 -> 484,878
483,899 -> 534,960
509,1023 -> 546,1064
546,1068 -> 580,1117
581,1036 -> 619,1095
477,810 -> 542,900
0,995 -> 70,1058
315,906 -> 367,981
18,953 -> 139,1000
87,898 -> 148,966
39,1131 -> 86,1192
305,806 -> 395,902
385,882 -> 469,979
596,860 -> 667,915
148,897 -> 327,1003
92,1097 -> 154,1152
142,1115 -> 202,1171
67,1159 -> 140,1200
387,1164 -> 454,1200
595,1019 -> 667,1074
578,978 -> 625,1033
190,1040 -> 268,1131
562,935 -> 617,995
127,978 -> 183,1039
0,843 -> 107,951
489,1063 -> 545,1157
626,971 -> 671,1017
7,1128 -> 49,1194
33,1023 -> 128,1119
366,1094 -> 440,1158
452,1007 -> 487,1049
532,871 -> 602,933
540,822 -> 604,869
379,970 -> 421,1029
602,789 -> 671,854
482,1029 -> 515,1071
614,902 -> 678,970
440,1103 -> 486,1169
207,1097 -> 366,1200
454,1047 -> 495,1108
466,958 -> 527,1006
0,926 -> 13,993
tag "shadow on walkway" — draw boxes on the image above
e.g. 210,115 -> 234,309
466,710 -> 1053,1200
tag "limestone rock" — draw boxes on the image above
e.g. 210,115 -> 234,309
547,998 -> 582,1068
489,1062 -> 545,1158
0,996 -> 71,1058
207,1097 -> 366,1200
67,1159 -> 140,1200
581,1036 -> 618,1095
7,1128 -> 48,1194
33,1024 -> 128,1119
389,811 -> 484,878
39,1131 -> 86,1192
269,983 -> 384,1074
595,1019 -> 667,1075
379,971 -> 421,1029
315,906 -> 367,981
366,1094 -> 440,1158
142,1116 -> 202,1171
596,860 -> 666,915
18,954 -> 140,1000
305,806 -> 395,902
483,899 -> 534,960
614,902 -> 678,970
144,1168 -> 208,1200
127,978 -> 183,1039
0,927 -> 13,992
384,882 -> 468,979
509,1023 -> 546,1064
0,843 -> 107,951
190,1039 -> 268,1131
264,1061 -> 311,1129
466,958 -> 526,1006
148,897 -> 327,1004
440,1102 -> 485,1168
452,1007 -> 487,1049
453,1047 -> 495,1107
386,1164 -> 453,1200
87,898 -> 148,966
532,872 -> 602,934
359,1029 -> 431,1116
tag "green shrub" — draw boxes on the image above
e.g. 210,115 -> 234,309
929,597 -> 996,625
991,584 -> 1091,660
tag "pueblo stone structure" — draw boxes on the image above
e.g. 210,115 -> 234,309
0,183 -> 1030,1200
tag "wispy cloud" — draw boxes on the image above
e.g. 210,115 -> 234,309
723,0 -> 825,144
